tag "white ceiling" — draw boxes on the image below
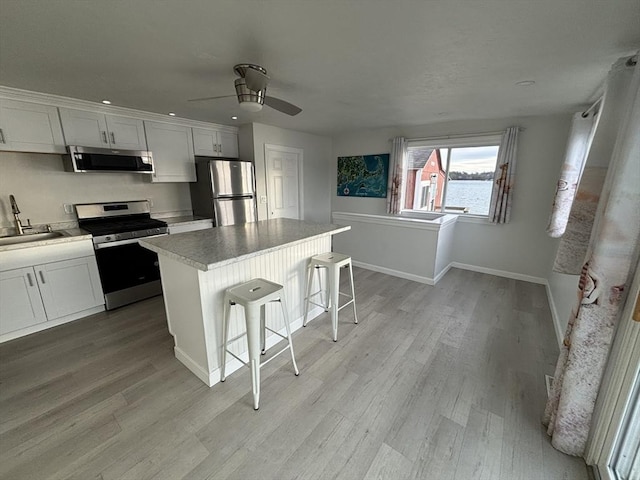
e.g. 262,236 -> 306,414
1,1 -> 638,136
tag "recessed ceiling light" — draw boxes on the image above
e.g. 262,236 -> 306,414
231,116 -> 238,120
168,112 -> 176,116
101,99 -> 111,105
516,80 -> 536,86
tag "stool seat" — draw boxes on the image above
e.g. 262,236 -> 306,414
220,278 -> 299,410
303,252 -> 357,341
226,278 -> 285,305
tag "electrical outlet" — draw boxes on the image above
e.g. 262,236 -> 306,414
63,203 -> 74,214
260,196 -> 267,204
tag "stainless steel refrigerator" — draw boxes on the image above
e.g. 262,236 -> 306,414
189,157 -> 258,226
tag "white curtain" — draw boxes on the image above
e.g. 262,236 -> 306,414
551,56 -> 635,274
546,111 -> 599,237
488,127 -> 519,223
543,55 -> 640,457
386,137 -> 407,214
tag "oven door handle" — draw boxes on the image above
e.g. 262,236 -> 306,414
94,234 -> 167,249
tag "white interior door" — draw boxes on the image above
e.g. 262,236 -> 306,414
265,145 -> 303,220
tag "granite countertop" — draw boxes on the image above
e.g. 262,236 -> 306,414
0,228 -> 92,253
159,215 -> 213,227
140,218 -> 350,272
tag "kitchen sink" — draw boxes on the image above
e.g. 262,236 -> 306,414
0,231 -> 66,246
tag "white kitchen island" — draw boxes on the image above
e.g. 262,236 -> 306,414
140,218 -> 350,386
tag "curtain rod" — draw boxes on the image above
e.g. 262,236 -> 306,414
582,97 -> 602,118
401,127 -> 523,143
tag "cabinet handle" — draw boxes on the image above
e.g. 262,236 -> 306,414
38,270 -> 46,284
102,131 -> 108,144
111,132 -> 116,144
217,143 -> 221,154
26,272 -> 34,287
0,128 -> 5,144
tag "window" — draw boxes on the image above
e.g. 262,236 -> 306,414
403,134 -> 501,216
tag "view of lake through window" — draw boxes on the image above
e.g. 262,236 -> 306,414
404,143 -> 500,216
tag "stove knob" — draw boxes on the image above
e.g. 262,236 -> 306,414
106,236 -> 112,242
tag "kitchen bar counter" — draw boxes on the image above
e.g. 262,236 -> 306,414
140,218 -> 350,271
140,218 -> 350,386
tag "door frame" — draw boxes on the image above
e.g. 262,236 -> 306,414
264,143 -> 304,220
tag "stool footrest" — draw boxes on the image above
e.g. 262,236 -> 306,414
260,345 -> 292,367
264,326 -> 287,341
226,349 -> 249,367
337,299 -> 354,312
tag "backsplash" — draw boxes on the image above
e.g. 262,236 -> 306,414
0,152 -> 192,229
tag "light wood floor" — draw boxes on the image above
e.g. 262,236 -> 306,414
0,267 -> 588,480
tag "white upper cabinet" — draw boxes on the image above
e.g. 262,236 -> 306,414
192,127 -> 238,158
145,121 -> 196,182
0,99 -> 66,154
104,115 -> 148,150
59,108 -> 147,150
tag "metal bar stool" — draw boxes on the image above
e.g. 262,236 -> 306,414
220,278 -> 299,410
302,252 -> 357,341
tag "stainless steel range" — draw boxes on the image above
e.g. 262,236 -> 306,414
75,200 -> 168,310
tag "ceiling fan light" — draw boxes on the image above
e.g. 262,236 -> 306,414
239,102 -> 263,112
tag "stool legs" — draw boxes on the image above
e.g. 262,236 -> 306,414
279,295 -> 300,376
328,264 -> 340,342
245,304 -> 262,410
348,262 -> 358,324
302,261 -> 314,327
220,295 -> 231,382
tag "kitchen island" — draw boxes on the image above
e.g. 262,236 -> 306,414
140,218 -> 350,386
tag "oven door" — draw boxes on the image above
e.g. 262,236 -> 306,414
93,238 -> 163,309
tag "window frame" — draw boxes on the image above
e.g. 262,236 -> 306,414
403,133 -> 502,217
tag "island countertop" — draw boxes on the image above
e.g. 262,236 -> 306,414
140,218 -> 350,272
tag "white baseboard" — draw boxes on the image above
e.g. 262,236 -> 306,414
0,304 -> 105,344
433,263 -> 453,284
174,305 -> 324,387
351,260 -> 435,285
544,282 -> 566,348
449,262 -> 547,285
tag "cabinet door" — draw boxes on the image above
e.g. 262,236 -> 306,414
192,127 -> 219,156
218,131 -> 239,158
59,108 -> 110,148
145,121 -> 196,182
0,267 -> 47,335
105,114 -> 147,150
35,256 -> 104,321
0,99 -> 66,154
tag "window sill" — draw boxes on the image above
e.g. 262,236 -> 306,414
332,211 -> 458,231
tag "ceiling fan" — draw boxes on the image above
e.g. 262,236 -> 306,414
189,64 -> 302,116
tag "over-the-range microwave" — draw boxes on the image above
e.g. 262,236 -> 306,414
63,146 -> 154,174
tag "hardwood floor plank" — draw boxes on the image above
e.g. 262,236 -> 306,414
0,268 -> 588,480
363,442 -> 413,480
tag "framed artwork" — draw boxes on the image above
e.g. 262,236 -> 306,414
337,154 -> 389,198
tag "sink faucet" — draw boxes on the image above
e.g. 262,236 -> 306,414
9,195 -> 32,235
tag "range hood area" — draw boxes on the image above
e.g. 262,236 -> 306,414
63,146 -> 154,174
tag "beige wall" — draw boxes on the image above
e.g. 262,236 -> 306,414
241,122 -> 332,223
331,114 -> 571,279
0,152 -> 192,228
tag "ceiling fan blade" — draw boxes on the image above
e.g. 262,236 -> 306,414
245,68 -> 270,92
264,96 -> 302,116
188,95 -> 236,102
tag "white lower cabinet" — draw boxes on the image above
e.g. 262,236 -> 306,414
0,268 -> 47,335
0,244 -> 105,338
35,257 -> 104,320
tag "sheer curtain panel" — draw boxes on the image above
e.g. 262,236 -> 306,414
546,111 -> 599,237
488,127 -> 519,223
386,137 -> 407,215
